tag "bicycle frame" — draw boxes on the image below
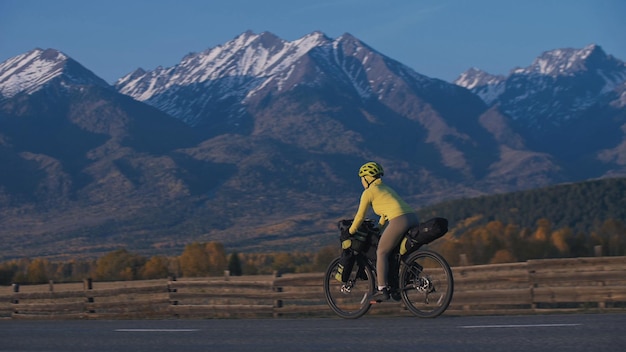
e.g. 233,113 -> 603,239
325,219 -> 454,319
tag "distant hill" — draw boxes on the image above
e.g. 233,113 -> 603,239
418,177 -> 626,235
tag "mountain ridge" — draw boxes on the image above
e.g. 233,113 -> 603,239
0,31 -> 625,260
455,44 -> 626,124
0,48 -> 111,99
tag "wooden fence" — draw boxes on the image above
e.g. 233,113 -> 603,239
1,256 -> 625,319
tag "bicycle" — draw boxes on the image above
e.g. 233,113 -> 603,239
324,218 -> 454,319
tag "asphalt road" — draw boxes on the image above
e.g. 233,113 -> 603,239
1,313 -> 625,352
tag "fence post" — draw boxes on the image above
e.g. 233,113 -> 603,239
594,245 -> 602,257
11,283 -> 19,315
272,271 -> 283,318
168,276 -> 178,303
84,278 -> 95,314
527,261 -> 537,310
49,280 -> 54,292
459,254 -> 469,266
167,276 -> 178,318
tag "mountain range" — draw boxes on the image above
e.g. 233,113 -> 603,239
1,31 -> 625,260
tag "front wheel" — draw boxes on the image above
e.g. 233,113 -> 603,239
399,249 -> 454,318
323,256 -> 375,319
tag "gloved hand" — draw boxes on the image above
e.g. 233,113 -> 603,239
352,229 -> 368,242
338,219 -> 352,241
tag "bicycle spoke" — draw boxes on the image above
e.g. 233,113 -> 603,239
324,256 -> 374,319
399,250 -> 454,318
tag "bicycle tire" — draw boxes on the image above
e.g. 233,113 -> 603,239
323,256 -> 375,319
399,249 -> 454,318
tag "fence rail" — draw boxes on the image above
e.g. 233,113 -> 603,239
1,256 -> 625,319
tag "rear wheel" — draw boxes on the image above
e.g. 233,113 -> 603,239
399,249 -> 453,318
323,256 -> 375,319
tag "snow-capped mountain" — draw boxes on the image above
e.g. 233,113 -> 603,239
454,68 -> 506,105
515,44 -> 624,78
1,32 -> 626,259
0,48 -> 110,99
455,44 -> 626,130
115,31 -> 337,127
113,31 -> 496,185
116,31 -> 331,99
114,31 -> 450,131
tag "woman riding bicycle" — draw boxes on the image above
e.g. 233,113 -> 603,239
348,161 -> 419,302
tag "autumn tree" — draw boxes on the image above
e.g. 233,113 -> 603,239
140,256 -> 170,279
436,237 -> 465,266
93,249 -> 147,281
240,256 -> 259,275
489,249 -> 516,264
272,252 -> 296,274
551,227 -> 572,256
533,218 -> 552,242
313,245 -> 338,272
26,258 -> 49,284
178,241 -> 227,277
595,219 -> 626,256
179,242 -> 210,277
11,258 -> 31,283
205,242 -> 227,276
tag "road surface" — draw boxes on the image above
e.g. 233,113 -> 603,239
1,313 -> 624,351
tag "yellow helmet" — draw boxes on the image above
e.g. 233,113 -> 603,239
358,161 -> 384,178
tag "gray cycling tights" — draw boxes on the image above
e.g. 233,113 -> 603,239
376,212 -> 420,288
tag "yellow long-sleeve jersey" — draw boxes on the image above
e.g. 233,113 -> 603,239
348,178 -> 414,234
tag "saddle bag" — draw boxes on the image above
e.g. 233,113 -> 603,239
400,217 -> 448,255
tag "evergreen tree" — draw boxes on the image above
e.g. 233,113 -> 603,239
228,252 -> 243,276
0,263 -> 17,285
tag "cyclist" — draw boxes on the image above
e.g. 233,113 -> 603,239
348,161 -> 419,302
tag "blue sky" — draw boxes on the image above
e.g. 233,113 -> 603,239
1,0 -> 624,84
